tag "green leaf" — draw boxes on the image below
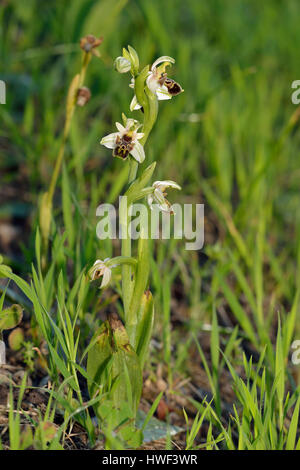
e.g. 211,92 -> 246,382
87,322 -> 113,401
286,395 -> 300,450
0,304 -> 23,331
125,162 -> 156,203
135,291 -> 154,368
62,163 -> 75,250
87,317 -> 143,427
110,315 -> 143,415
141,391 -> 163,432
275,318 -> 285,428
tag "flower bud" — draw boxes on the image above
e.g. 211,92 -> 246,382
114,56 -> 131,73
76,86 -> 91,107
80,35 -> 103,57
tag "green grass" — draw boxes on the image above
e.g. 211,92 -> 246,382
0,0 -> 300,450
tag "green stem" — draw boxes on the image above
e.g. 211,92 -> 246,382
47,52 -> 90,206
47,132 -> 68,205
127,206 -> 150,346
128,158 -> 138,184
120,195 -> 133,319
121,75 -> 158,333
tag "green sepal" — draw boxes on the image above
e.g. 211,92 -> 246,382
134,65 -> 149,109
140,87 -> 158,145
127,45 -> 140,75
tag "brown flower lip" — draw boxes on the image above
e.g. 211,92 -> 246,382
80,35 -> 103,53
76,86 -> 91,107
158,73 -> 183,96
113,134 -> 134,159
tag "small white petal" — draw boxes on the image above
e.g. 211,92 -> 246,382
100,267 -> 112,288
154,180 -> 181,191
126,118 -> 140,130
100,133 -> 118,149
90,259 -> 105,280
158,202 -> 172,213
156,86 -> 172,101
115,122 -> 126,133
135,132 -> 144,140
147,181 -> 181,214
151,56 -> 175,70
153,188 -> 167,206
146,74 -> 160,94
147,194 -> 154,210
130,94 -> 142,111
130,141 -> 145,163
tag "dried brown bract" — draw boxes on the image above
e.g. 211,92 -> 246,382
80,35 -> 103,56
76,87 -> 91,107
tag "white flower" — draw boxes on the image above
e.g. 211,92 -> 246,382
146,56 -> 175,97
100,119 -> 145,163
89,258 -> 112,289
148,180 -> 181,214
130,56 -> 183,111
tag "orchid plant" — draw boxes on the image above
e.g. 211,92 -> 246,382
86,46 -> 183,446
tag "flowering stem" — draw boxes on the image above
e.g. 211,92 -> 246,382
127,207 -> 150,347
40,52 -> 91,264
128,158 -> 138,184
121,83 -> 158,337
47,52 -> 90,205
120,196 -> 133,318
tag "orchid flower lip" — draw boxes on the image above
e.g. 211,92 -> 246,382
143,55 -> 183,101
147,180 -> 181,214
100,119 -> 145,163
89,258 -> 112,288
129,58 -> 182,109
